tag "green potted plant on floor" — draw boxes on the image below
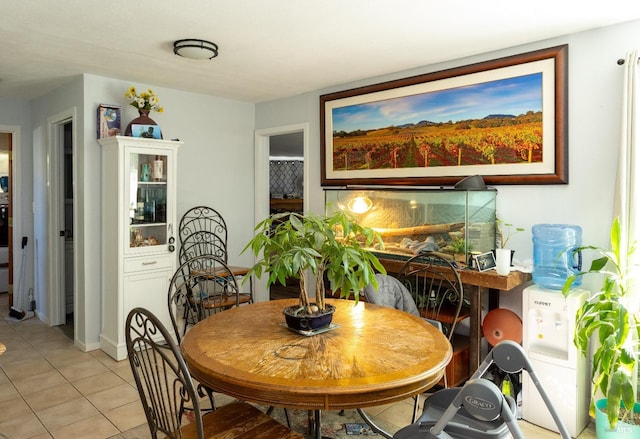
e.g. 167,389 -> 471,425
562,217 -> 640,436
243,210 -> 386,331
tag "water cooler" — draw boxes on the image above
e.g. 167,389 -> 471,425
522,224 -> 589,437
522,284 -> 589,437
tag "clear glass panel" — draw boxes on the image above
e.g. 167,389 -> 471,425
129,152 -> 168,248
325,188 -> 497,268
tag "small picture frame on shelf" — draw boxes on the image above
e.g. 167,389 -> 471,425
96,104 -> 121,139
131,124 -> 162,139
474,251 -> 496,272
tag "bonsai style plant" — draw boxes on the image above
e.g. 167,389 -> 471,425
562,217 -> 640,431
243,210 -> 386,326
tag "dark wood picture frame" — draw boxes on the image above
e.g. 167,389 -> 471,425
320,45 -> 568,186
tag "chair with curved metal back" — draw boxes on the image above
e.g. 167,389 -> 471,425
168,254 -> 289,427
169,254 -> 250,340
179,205 -> 228,247
397,252 -> 470,422
126,307 -> 303,439
179,211 -> 254,304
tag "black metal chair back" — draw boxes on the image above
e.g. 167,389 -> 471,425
398,252 -> 466,340
168,254 -> 243,342
179,229 -> 228,264
179,205 -> 227,248
126,307 -> 204,439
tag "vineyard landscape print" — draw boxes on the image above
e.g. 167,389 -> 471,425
331,73 -> 543,172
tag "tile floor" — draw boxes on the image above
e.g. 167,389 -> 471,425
0,294 -> 596,439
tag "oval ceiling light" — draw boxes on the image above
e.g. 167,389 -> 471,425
173,39 -> 219,60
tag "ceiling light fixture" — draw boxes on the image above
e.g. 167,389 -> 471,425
173,39 -> 219,60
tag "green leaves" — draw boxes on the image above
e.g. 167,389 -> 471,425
242,210 -> 386,311
561,216 -> 639,429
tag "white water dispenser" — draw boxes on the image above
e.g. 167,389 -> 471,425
522,285 -> 589,437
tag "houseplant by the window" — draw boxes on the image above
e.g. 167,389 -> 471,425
562,217 -> 639,434
243,210 -> 386,331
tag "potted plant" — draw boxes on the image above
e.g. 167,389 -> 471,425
243,210 -> 386,331
562,217 -> 640,435
495,219 -> 524,275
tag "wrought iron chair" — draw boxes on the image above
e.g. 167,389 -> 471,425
179,220 -> 253,304
167,257 -> 290,427
168,254 -> 250,340
397,252 -> 469,422
179,205 -> 228,246
125,307 -> 303,439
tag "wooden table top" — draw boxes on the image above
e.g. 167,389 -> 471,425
181,298 -> 452,411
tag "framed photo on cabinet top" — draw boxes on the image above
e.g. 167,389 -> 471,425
320,45 -> 568,186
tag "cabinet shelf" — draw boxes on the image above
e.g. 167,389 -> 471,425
99,136 -> 182,360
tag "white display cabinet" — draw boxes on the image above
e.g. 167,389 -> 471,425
99,136 -> 182,360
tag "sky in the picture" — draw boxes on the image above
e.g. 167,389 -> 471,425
332,73 -> 542,133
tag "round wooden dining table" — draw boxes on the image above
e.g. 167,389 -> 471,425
181,298 -> 452,438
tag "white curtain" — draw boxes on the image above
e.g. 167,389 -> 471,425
613,50 -> 640,267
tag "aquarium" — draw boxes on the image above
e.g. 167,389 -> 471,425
325,188 -> 497,267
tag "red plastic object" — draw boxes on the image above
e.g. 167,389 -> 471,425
482,308 -> 523,345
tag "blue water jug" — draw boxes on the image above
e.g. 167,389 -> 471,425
532,224 -> 582,290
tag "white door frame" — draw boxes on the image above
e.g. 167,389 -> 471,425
47,109 -> 76,328
253,123 -> 309,302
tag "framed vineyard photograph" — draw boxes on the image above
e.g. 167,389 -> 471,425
320,45 -> 568,186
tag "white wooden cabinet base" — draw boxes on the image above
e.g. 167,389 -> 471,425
99,137 -> 182,360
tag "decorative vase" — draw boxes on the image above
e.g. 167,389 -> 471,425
124,110 -> 161,138
595,398 -> 640,438
283,303 -> 335,332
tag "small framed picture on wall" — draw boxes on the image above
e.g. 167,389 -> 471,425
97,104 -> 121,139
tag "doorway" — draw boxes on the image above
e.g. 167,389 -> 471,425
268,132 -> 304,300
254,123 -> 309,302
46,111 -> 76,336
0,132 -> 11,314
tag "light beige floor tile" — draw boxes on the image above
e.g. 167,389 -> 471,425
0,348 -> 46,367
103,400 -> 147,433
43,347 -> 94,369
72,371 -> 127,396
58,357 -> 109,382
12,369 -> 67,395
23,382 -> 83,411
50,414 -> 119,439
0,381 -> 20,402
0,411 -> 48,439
0,395 -> 33,422
1,357 -> 55,381
115,423 -> 150,439
85,383 -> 140,412
111,363 -> 135,384
36,397 -> 99,431
90,349 -> 126,370
371,400 -> 414,431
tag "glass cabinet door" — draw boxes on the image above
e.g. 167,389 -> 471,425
127,150 -> 170,250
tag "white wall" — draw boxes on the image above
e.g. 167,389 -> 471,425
81,75 -> 255,348
13,74 -> 255,349
256,20 -> 640,296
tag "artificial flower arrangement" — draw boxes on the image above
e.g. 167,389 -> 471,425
124,86 -> 164,113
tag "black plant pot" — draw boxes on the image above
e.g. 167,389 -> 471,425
283,303 -> 335,331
